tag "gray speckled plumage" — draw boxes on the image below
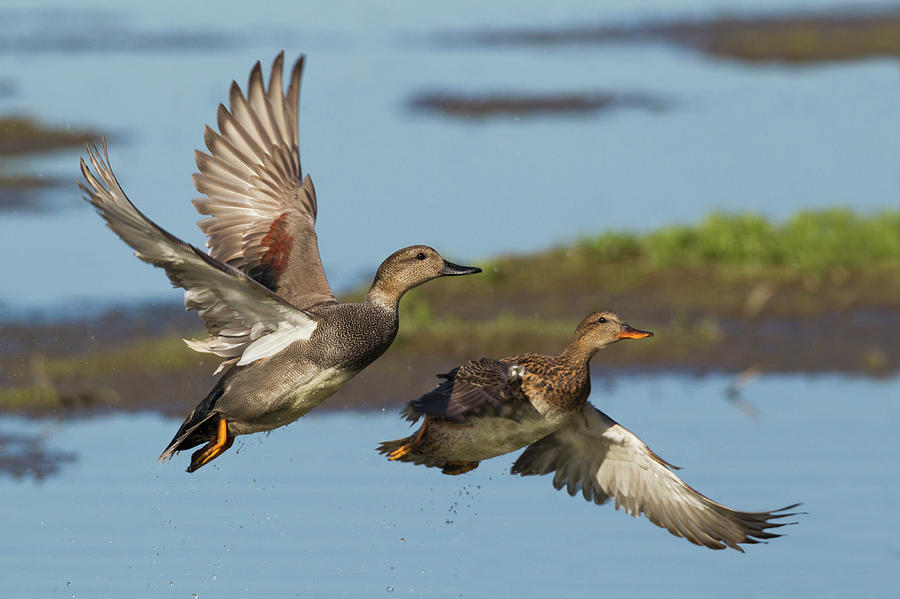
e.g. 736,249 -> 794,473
175,299 -> 400,440
379,311 -> 799,552
79,54 -> 481,472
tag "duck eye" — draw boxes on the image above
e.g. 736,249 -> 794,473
597,317 -> 607,324
416,252 -> 427,261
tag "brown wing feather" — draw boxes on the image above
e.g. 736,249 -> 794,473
406,358 -> 534,423
192,52 -> 334,310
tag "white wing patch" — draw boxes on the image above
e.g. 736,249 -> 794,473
237,317 -> 317,366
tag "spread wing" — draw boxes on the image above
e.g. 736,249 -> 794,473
80,142 -> 318,374
511,404 -> 799,551
403,358 -> 534,423
192,52 -> 335,310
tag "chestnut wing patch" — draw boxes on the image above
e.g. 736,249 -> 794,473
249,212 -> 292,291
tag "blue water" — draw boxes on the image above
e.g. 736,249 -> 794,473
0,0 -> 898,313
2,374 -> 898,597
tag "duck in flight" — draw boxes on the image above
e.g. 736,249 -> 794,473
79,53 -> 481,472
379,311 -> 798,551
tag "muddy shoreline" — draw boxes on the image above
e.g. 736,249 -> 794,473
2,293 -> 896,421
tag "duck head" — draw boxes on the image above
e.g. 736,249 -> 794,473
367,245 -> 481,307
563,310 -> 653,361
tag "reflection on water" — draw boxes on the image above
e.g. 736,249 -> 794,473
0,426 -> 76,480
2,374 -> 897,597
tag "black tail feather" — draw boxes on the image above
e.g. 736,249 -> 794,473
158,374 -> 229,462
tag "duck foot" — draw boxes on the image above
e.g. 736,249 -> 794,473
387,443 -> 412,461
187,418 -> 234,472
441,461 -> 479,475
387,416 -> 430,461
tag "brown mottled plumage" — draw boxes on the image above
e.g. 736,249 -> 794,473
379,310 -> 799,551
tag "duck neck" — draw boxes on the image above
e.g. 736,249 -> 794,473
365,279 -> 404,313
559,339 -> 598,370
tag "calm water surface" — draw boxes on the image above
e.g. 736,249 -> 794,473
0,0 -> 898,313
2,374 -> 898,597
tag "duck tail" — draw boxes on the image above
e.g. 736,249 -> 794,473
159,375 -> 230,465
378,416 -> 433,463
158,411 -> 219,463
376,436 -> 416,462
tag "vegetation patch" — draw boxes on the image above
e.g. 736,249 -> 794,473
446,10 -> 900,64
408,91 -> 666,119
575,209 -> 900,274
0,116 -> 101,156
0,115 -> 104,212
678,12 -> 900,64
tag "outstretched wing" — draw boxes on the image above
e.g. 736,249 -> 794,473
193,52 -> 335,310
403,358 -> 533,423
511,404 -> 799,551
80,142 -> 318,374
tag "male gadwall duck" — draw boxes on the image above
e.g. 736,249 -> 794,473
379,310 -> 798,551
79,53 -> 480,472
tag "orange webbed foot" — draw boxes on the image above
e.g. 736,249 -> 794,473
387,416 -> 430,461
187,418 -> 234,472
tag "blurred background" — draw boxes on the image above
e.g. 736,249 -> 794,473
1,1 -> 898,597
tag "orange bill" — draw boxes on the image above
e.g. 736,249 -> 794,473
617,325 -> 654,339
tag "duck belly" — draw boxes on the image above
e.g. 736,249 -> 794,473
226,366 -> 356,435
421,414 -> 562,463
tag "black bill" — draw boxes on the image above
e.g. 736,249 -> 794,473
440,260 -> 482,276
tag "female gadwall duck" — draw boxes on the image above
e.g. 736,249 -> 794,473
379,310 -> 798,551
79,53 -> 480,472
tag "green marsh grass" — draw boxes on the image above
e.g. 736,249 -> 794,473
576,209 -> 900,273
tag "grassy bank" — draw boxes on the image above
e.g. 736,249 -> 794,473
2,208 -> 898,415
